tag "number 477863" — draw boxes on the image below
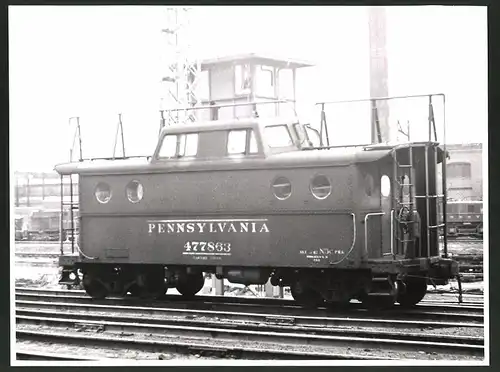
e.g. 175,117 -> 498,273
184,241 -> 231,252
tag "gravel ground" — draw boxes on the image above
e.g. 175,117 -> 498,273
16,339 -> 213,361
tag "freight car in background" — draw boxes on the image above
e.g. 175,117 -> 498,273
14,216 -> 24,240
439,200 -> 483,238
14,208 -> 79,241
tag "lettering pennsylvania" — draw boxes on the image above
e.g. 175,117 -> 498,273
147,219 -> 270,234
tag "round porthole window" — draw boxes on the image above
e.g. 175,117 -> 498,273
126,180 -> 144,203
272,176 -> 292,200
381,175 -> 391,197
95,182 -> 112,204
311,175 -> 332,200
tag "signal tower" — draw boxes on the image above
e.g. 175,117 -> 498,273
159,7 -> 201,130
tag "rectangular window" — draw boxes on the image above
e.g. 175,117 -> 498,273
158,135 -> 178,158
264,125 -> 294,148
227,130 -> 247,155
197,70 -> 210,102
278,68 -> 294,100
158,133 -> 199,159
227,129 -> 259,155
179,133 -> 199,157
256,65 -> 275,97
235,64 -> 251,95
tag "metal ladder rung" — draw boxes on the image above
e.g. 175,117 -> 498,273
396,239 -> 415,243
414,194 -> 444,199
396,201 -> 414,206
429,224 -> 445,229
395,220 -> 416,224
397,164 -> 412,168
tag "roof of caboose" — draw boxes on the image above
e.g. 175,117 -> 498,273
53,145 -> 394,176
200,53 -> 315,70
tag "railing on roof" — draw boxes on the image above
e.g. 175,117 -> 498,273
315,93 -> 445,149
158,99 -> 298,133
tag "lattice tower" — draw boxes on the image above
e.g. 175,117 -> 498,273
159,7 -> 201,130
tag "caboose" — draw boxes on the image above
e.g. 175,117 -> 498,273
55,93 -> 458,309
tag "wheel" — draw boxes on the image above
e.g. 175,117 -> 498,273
137,272 -> 167,299
82,273 -> 108,299
397,277 -> 427,308
176,273 -> 205,298
290,281 -> 324,308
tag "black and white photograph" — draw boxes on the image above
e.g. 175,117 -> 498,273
9,5 -> 488,366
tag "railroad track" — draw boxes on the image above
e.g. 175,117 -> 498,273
14,287 -> 484,360
16,298 -> 484,331
16,302 -> 483,360
15,252 -> 60,258
15,288 -> 484,320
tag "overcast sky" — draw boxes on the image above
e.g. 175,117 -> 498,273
9,6 -> 487,171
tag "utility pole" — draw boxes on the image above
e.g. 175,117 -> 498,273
368,6 -> 391,143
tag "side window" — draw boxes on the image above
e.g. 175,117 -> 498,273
227,129 -> 259,155
158,133 -> 198,158
181,133 -> 199,157
228,130 -> 247,155
158,135 -> 177,158
235,64 -> 251,95
264,125 -> 294,148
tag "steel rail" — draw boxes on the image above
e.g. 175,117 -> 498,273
16,299 -> 483,331
15,289 -> 485,317
16,313 -> 483,356
16,306 -> 484,343
15,287 -> 485,309
16,329 -> 396,361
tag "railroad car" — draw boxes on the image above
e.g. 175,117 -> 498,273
55,95 -> 458,309
14,208 -> 79,241
14,216 -> 24,241
440,200 -> 483,238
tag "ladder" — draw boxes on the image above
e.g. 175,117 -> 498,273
391,145 -> 417,258
417,143 -> 446,258
59,174 -> 79,256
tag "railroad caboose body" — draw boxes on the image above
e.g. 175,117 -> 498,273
56,95 -> 458,309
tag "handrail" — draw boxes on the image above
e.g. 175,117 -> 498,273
315,93 -> 446,149
315,93 -> 445,106
161,99 -> 297,113
390,209 -> 394,258
329,212 -> 356,265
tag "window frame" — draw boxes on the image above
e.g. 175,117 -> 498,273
263,124 -> 294,149
157,132 -> 199,160
234,64 -> 252,96
226,128 -> 259,156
